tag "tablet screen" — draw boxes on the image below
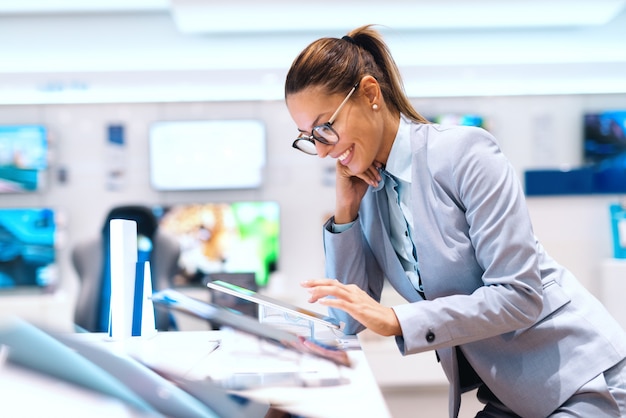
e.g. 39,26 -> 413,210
206,280 -> 341,330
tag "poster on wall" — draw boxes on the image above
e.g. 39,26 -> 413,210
106,124 -> 126,191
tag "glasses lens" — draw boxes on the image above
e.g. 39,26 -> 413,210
293,138 -> 317,155
313,124 -> 339,144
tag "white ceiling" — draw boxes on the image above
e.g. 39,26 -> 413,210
0,0 -> 625,104
2,0 -> 624,29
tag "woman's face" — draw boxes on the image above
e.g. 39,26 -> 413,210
287,84 -> 382,176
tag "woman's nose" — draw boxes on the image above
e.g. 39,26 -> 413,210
315,142 -> 333,158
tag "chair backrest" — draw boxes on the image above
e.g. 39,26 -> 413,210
72,205 -> 181,332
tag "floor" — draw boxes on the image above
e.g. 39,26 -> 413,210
383,386 -> 484,418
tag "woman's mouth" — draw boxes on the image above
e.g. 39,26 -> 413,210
338,146 -> 353,163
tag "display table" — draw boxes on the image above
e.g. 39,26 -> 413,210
0,320 -> 391,418
109,329 -> 391,418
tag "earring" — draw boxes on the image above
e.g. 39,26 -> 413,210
372,104 -> 379,110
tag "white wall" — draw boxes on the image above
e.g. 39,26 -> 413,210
0,92 -> 625,331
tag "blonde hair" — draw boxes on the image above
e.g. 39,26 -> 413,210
285,24 -> 428,124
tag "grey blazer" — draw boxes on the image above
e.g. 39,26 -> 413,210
323,122 -> 626,417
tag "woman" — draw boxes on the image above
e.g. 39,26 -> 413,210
285,25 -> 626,417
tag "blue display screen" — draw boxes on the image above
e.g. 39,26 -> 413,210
584,111 -> 626,167
0,208 -> 57,291
0,125 -> 48,193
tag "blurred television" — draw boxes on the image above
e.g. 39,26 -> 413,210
583,111 -> 626,193
430,113 -> 486,128
0,125 -> 48,193
0,207 -> 58,292
149,120 -> 266,191
584,111 -> 626,166
152,201 -> 279,288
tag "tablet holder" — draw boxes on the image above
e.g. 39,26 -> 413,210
257,305 -> 317,339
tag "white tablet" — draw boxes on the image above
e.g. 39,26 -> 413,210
206,280 -> 342,330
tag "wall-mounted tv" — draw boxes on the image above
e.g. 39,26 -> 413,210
0,207 -> 58,292
430,113 -> 486,128
152,201 -> 279,288
0,125 -> 48,193
525,111 -> 626,196
149,120 -> 266,191
584,111 -> 626,166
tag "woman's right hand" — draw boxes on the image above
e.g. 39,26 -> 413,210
334,161 -> 381,224
302,278 -> 402,337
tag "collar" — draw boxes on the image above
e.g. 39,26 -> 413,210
384,114 -> 412,184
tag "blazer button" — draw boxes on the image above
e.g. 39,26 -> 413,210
426,330 -> 435,343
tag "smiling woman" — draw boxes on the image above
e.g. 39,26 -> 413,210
284,24 -> 626,418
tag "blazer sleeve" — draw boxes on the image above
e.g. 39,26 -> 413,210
322,216 -> 385,335
393,126 -> 544,354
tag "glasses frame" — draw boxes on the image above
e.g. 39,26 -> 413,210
292,81 -> 360,155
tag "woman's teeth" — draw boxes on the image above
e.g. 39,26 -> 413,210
338,148 -> 351,161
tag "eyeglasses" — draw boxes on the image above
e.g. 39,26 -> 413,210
292,82 -> 359,155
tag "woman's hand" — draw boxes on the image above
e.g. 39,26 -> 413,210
301,279 -> 401,337
334,161 -> 381,224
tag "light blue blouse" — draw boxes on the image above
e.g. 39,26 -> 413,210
332,114 -> 422,293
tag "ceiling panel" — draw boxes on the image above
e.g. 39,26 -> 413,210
0,0 -> 625,103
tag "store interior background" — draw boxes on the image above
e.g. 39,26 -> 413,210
1,1 -> 626,416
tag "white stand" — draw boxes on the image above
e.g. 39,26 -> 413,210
140,261 -> 157,338
258,305 -> 315,338
108,219 -> 138,340
108,220 -> 158,340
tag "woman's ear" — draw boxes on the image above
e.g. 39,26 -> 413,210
360,75 -> 380,107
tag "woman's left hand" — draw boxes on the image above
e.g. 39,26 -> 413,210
301,279 -> 402,337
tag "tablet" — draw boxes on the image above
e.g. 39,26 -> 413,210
206,280 -> 342,330
150,289 -> 351,368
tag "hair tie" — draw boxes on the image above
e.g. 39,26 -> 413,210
342,35 -> 356,45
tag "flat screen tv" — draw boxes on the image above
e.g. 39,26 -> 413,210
152,201 -> 279,288
431,113 -> 486,128
0,207 -> 57,292
0,125 -> 48,193
584,111 -> 626,166
149,120 -> 266,191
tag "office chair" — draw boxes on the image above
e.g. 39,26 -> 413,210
72,205 -> 181,332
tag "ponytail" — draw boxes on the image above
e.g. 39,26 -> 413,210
285,24 -> 429,124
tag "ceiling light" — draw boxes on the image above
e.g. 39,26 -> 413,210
170,0 -> 626,34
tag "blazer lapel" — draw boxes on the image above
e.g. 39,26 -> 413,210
362,186 -> 424,302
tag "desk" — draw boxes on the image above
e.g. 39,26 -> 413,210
87,329 -> 392,418
0,312 -> 391,418
1,327 -> 390,417
0,361 -> 139,418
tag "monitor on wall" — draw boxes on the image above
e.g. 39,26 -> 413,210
582,110 -> 626,193
584,110 -> 626,167
152,201 -> 279,288
430,113 -> 486,128
0,207 -> 58,292
149,120 -> 266,191
0,125 -> 48,193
